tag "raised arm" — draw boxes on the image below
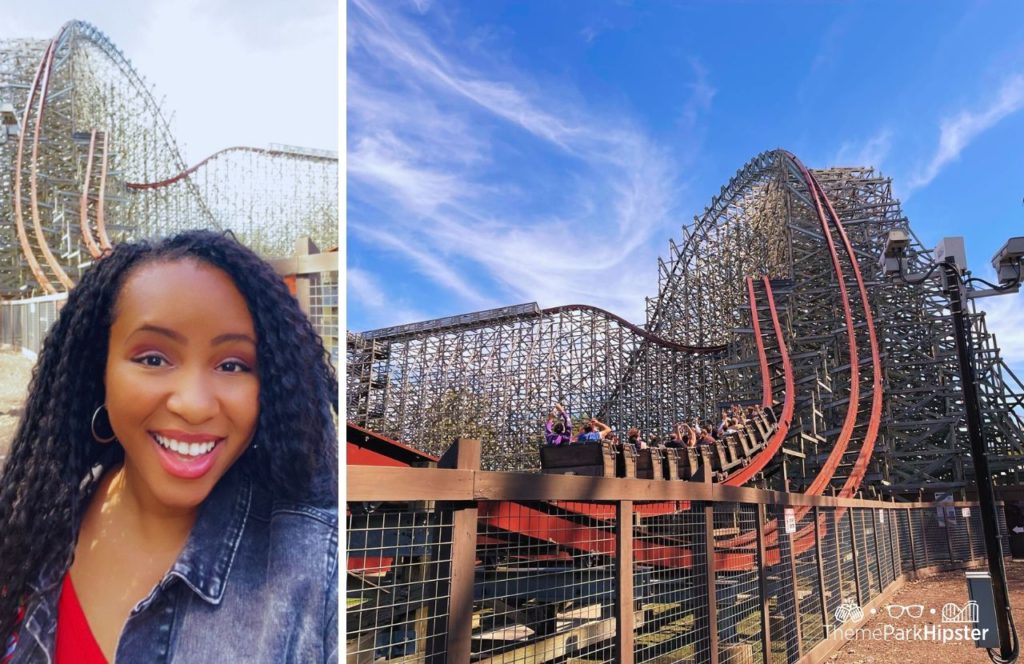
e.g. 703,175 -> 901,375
557,403 -> 571,431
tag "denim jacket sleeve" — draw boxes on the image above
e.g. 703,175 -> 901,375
325,550 -> 338,661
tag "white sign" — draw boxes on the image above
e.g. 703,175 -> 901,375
879,510 -> 885,524
784,508 -> 796,534
962,507 -> 971,518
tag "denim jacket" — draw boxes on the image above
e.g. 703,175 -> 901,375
12,468 -> 338,663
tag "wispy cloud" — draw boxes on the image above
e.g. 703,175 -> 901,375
349,223 -> 497,311
348,267 -> 426,329
679,58 -> 716,131
907,74 -> 1024,193
348,0 -> 701,327
834,128 -> 893,169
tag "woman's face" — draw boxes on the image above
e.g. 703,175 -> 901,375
104,259 -> 260,514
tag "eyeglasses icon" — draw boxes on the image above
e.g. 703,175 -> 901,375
885,604 -> 924,618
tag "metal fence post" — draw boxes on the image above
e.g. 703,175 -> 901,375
616,500 -> 636,664
777,505 -> 803,661
755,503 -> 772,664
965,507 -> 975,561
887,505 -> 900,581
906,509 -> 918,572
921,509 -> 931,567
832,508 -> 844,602
945,506 -> 957,563
705,503 -> 719,664
814,506 -> 830,635
871,508 -> 884,589
849,509 -> 864,606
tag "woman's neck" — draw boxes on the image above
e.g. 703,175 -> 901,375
89,466 -> 197,553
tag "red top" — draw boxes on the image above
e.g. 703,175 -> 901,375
56,574 -> 108,664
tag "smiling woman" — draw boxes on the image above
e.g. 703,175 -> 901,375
0,231 -> 338,663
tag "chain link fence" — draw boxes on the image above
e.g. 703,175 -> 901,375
0,293 -> 66,357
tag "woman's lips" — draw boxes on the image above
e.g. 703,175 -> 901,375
150,433 -> 223,480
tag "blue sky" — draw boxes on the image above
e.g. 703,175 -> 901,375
346,0 -> 1024,379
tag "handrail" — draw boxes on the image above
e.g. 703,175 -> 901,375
348,464 -> 969,509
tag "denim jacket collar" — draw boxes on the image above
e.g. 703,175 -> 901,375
165,468 -> 253,605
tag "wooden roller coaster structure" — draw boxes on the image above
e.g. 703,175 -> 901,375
0,20 -> 338,297
347,153 -> 1024,660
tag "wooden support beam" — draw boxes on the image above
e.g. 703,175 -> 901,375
425,439 -> 481,663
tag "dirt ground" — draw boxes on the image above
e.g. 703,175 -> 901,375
0,349 -> 34,459
829,561 -> 1024,663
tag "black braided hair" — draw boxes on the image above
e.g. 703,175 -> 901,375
0,230 -> 338,643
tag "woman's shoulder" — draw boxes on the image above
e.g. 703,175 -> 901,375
231,481 -> 338,589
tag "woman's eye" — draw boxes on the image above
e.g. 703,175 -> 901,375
219,360 -> 252,373
134,354 -> 168,367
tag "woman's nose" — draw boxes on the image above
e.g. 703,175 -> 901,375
165,368 -> 219,423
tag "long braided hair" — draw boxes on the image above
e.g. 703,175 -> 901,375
0,230 -> 338,645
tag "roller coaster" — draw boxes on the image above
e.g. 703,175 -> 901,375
0,20 -> 338,297
346,150 -> 1024,661
348,149 -> 1024,495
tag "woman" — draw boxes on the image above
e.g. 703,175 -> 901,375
543,403 -> 571,446
625,427 -> 645,450
0,231 -> 338,663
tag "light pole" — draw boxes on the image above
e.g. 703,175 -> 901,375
882,232 -> 1023,663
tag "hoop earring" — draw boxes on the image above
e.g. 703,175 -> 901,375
91,405 -> 117,444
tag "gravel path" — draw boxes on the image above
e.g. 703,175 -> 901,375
829,561 -> 1024,663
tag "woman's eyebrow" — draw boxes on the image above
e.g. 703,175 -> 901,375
131,324 -> 186,343
212,332 -> 257,346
